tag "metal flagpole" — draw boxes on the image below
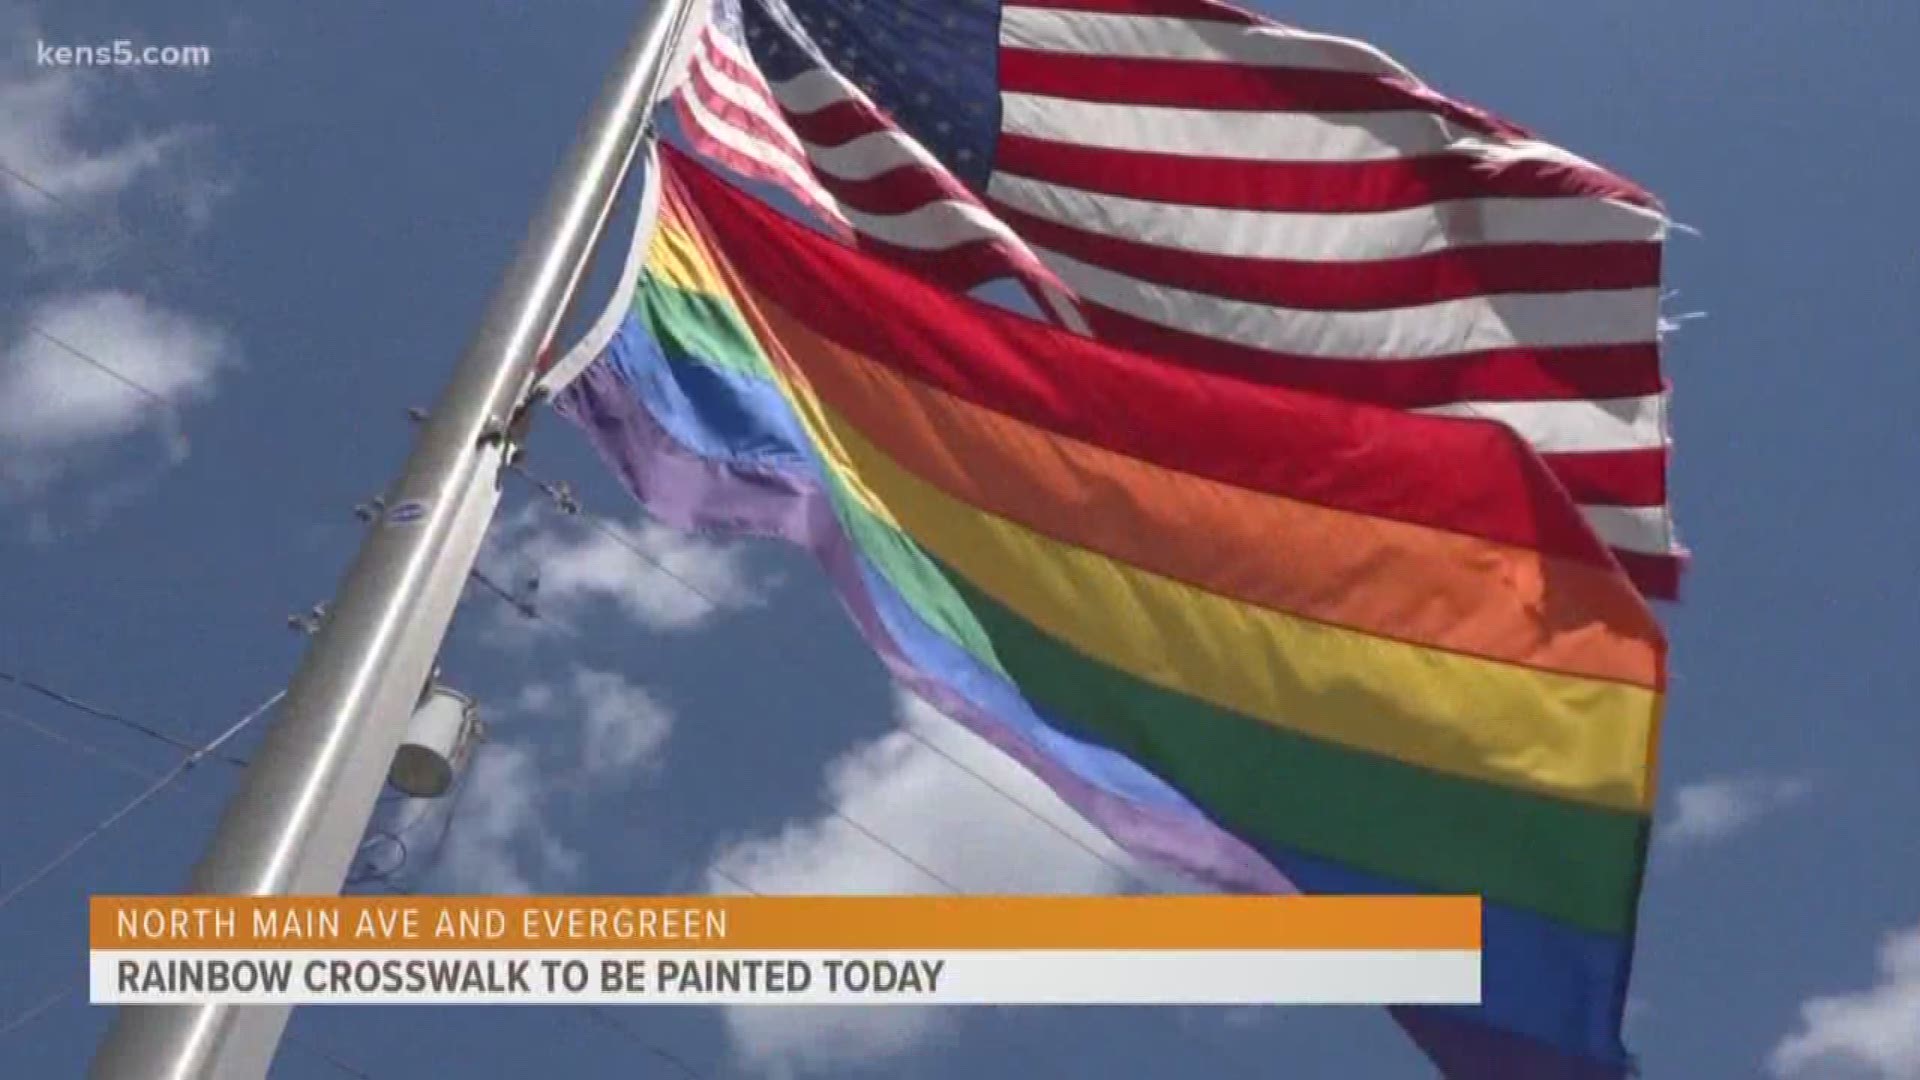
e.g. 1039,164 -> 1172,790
90,2 -> 700,1076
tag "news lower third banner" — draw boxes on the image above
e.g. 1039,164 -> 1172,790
91,895 -> 1482,1006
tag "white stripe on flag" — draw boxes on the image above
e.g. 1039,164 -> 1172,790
1036,247 -> 1661,358
680,79 -> 845,219
999,7 -> 1417,79
1579,503 -> 1674,556
845,199 -> 1036,252
1002,94 -> 1475,163
987,174 -> 1667,261
1416,395 -> 1671,455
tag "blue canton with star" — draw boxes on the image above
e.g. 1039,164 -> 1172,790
740,0 -> 1003,190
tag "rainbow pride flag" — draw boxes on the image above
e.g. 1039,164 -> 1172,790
549,143 -> 1667,1079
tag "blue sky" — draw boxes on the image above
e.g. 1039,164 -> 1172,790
3,1 -> 1917,1077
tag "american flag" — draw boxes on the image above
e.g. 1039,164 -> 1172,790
673,0 -> 1682,598
675,0 -> 1074,309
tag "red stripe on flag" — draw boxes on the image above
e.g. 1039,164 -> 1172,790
856,236 -> 1023,292
813,166 -> 973,217
994,133 -> 1662,213
1001,49 -> 1451,112
988,198 -> 1662,311
780,97 -> 891,148
1542,450 -> 1669,510
1005,0 -> 1260,23
1071,304 -> 1668,475
1611,548 -> 1682,601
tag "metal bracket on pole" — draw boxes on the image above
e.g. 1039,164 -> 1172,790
89,2 -> 700,1077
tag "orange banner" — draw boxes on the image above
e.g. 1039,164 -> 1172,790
91,895 -> 1480,951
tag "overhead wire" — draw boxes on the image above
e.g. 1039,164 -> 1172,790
0,702 -> 162,782
0,985 -> 72,1039
0,986 -> 379,1080
0,684 -> 297,1067
0,156 -> 193,436
283,1032 -> 379,1079
349,740 -> 481,894
0,688 -> 284,914
572,1009 -> 708,1080
0,668 -> 251,768
20,324 -> 185,417
0,980 -> 378,1080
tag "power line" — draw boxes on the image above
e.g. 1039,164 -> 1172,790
573,1009 -> 707,1080
0,157 -> 155,234
0,689 -> 283,914
0,984 -> 376,1079
0,691 -> 289,1065
504,459 -> 724,615
349,739 -> 482,893
0,669 -> 250,768
824,809 -> 962,894
284,1032 -> 378,1079
890,714 -> 1146,889
0,703 -> 160,781
2,155 -> 197,475
0,156 -> 192,284
0,985 -> 72,1039
23,323 -> 181,414
0,158 -> 69,207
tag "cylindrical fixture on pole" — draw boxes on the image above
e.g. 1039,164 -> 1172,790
88,2 -> 699,1077
389,684 -> 481,799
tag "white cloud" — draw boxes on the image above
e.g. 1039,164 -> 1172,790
0,69 -> 185,218
409,667 -> 673,894
572,667 -> 673,781
517,664 -> 675,784
418,742 -> 582,895
709,691 -> 1141,897
0,290 -> 232,494
705,691 -> 1161,1077
1771,921 -> 1920,1079
1659,774 -> 1812,850
0,3 -> 219,270
0,2 -> 232,516
482,505 -> 776,638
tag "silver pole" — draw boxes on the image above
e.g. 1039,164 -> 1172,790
90,2 -> 699,1076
